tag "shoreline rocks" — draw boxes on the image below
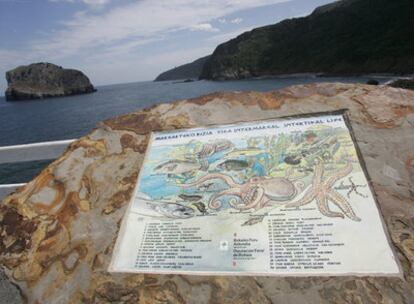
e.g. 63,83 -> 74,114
389,78 -> 414,90
5,62 -> 96,101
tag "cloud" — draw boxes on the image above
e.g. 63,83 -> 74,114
230,17 -> 243,24
20,0 -> 291,64
49,0 -> 110,8
87,44 -> 215,83
35,0 -> 290,57
218,17 -> 243,24
82,0 -> 110,6
190,23 -> 219,32
1,0 -> 292,90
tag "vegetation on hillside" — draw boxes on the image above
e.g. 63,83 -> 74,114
155,55 -> 210,81
200,0 -> 414,80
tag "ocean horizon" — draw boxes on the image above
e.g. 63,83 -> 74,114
0,75 -> 395,183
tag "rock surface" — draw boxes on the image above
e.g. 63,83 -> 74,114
1,83 -> 414,303
5,63 -> 96,101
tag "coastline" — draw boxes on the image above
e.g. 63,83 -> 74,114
0,75 -> 399,186
1,73 -> 411,97
212,72 -> 413,82
153,72 -> 409,83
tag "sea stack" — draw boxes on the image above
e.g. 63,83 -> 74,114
5,62 -> 96,101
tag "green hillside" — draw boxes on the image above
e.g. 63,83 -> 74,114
155,55 -> 210,81
200,0 -> 414,80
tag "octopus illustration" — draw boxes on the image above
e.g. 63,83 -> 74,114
285,161 -> 361,221
180,173 -> 303,211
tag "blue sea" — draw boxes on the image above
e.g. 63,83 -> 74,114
0,76 -> 393,184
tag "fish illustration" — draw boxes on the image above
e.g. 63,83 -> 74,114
226,148 -> 263,157
196,139 -> 234,159
134,193 -> 195,219
178,193 -> 203,201
217,159 -> 249,171
196,143 -> 216,159
241,215 -> 266,226
284,154 -> 302,165
192,202 -> 208,215
154,160 -> 201,175
148,201 -> 195,219
213,139 -> 234,152
193,139 -> 234,171
197,182 -> 216,192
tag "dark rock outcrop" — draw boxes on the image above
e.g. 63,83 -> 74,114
200,0 -> 414,80
366,79 -> 379,85
389,78 -> 414,90
154,55 -> 210,81
5,63 -> 96,101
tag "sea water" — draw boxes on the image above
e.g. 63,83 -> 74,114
0,76 -> 393,183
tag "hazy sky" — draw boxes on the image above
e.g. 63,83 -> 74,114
0,0 -> 334,93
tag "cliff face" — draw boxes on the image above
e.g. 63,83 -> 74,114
1,83 -> 414,303
154,55 -> 211,81
200,0 -> 414,80
5,63 -> 96,101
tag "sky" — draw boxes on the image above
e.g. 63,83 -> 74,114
0,0 -> 335,93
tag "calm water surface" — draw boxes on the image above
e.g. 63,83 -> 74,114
0,76 -> 392,183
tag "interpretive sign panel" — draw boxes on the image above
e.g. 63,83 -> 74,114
109,112 -> 401,276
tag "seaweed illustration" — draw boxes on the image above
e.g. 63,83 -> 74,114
139,124 -> 364,221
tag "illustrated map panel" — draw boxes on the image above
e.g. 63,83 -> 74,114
110,112 -> 401,276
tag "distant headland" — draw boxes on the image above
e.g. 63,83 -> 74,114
155,0 -> 414,81
154,55 -> 210,82
5,62 -> 96,101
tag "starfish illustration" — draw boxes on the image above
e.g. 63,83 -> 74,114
335,177 -> 368,199
285,161 -> 361,221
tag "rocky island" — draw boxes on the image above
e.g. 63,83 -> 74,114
0,83 -> 413,303
5,63 -> 96,101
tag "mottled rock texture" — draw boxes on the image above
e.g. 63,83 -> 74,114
5,63 -> 96,101
1,83 -> 414,303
